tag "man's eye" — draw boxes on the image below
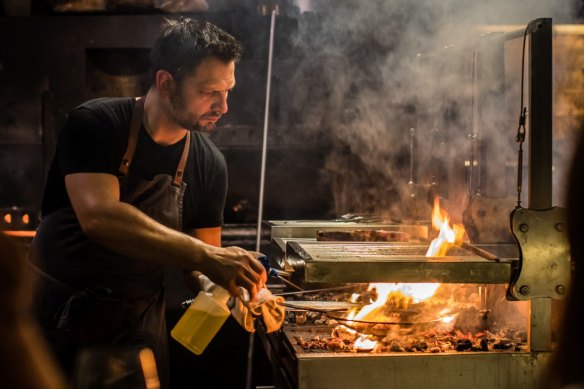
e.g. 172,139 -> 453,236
200,90 -> 230,97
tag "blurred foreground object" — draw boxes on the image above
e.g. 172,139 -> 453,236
0,232 -> 67,389
73,346 -> 160,389
543,132 -> 584,388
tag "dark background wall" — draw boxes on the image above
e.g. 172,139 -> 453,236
0,4 -> 337,232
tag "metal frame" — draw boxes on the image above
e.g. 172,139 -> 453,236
523,18 -> 554,353
511,18 -> 554,352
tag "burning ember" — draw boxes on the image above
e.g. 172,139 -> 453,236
290,281 -> 528,354
294,327 -> 527,354
291,282 -> 528,354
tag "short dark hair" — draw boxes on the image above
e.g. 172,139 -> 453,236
149,18 -> 243,85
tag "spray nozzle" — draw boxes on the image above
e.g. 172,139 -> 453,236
258,255 -> 302,291
258,255 -> 279,278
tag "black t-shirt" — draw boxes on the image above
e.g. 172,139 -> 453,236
42,97 -> 227,231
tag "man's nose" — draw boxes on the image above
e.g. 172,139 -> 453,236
212,92 -> 228,114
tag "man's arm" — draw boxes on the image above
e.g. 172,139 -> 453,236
66,172 -> 266,298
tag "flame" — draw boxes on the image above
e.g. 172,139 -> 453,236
354,336 -> 378,350
425,197 -> 466,257
341,199 -> 468,340
347,283 -> 440,323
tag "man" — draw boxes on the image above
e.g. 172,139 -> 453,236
30,18 -> 266,388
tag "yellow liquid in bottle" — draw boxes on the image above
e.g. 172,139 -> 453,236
171,308 -> 228,355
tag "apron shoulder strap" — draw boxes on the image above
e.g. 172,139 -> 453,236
173,131 -> 191,187
118,97 -> 145,175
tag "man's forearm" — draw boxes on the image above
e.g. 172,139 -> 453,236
81,200 -> 213,270
81,202 -> 267,298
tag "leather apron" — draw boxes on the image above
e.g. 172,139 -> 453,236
32,97 -> 190,389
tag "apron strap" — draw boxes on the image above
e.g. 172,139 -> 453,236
173,131 -> 190,187
118,97 -> 145,175
119,96 -> 190,187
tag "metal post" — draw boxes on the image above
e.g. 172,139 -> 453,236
527,18 -> 553,352
530,298 -> 552,352
248,10 -> 277,389
255,10 -> 277,252
527,18 -> 552,211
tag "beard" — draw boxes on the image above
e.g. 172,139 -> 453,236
169,85 -> 219,134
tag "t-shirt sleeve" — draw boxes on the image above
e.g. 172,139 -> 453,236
187,150 -> 228,229
57,107 -> 120,177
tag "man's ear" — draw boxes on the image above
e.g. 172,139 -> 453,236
155,70 -> 175,98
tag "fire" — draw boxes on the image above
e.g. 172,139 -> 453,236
425,197 -> 466,257
341,199 -> 466,344
354,336 -> 378,351
346,283 -> 441,323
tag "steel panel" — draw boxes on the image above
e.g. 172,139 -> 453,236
286,241 -> 516,284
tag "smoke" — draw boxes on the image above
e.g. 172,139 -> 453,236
284,0 -> 578,219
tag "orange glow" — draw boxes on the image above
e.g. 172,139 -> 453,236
3,213 -> 12,224
425,197 -> 466,257
21,213 -> 29,225
139,348 -> 161,389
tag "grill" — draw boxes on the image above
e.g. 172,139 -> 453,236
256,19 -> 570,389
259,222 -> 544,389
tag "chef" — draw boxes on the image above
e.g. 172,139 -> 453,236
30,17 -> 266,388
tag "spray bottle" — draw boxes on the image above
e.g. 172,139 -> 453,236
170,284 -> 231,355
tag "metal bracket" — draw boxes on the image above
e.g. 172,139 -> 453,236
508,207 -> 570,300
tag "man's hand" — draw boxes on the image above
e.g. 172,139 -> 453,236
201,246 -> 267,301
